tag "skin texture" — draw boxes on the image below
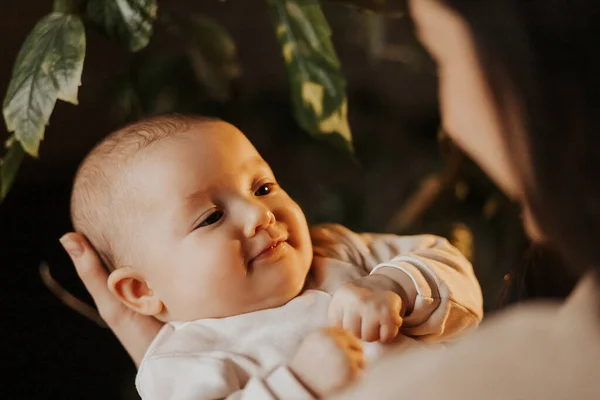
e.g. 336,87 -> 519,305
106,121 -> 314,322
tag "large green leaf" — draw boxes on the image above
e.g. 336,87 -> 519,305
87,0 -> 157,52
326,0 -> 406,16
0,141 -> 25,202
3,13 -> 86,156
267,0 -> 354,153
179,15 -> 241,103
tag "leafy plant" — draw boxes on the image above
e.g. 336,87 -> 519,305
0,0 -> 403,202
268,0 -> 352,153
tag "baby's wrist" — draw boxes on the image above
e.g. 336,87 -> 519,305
367,268 -> 416,316
356,273 -> 402,295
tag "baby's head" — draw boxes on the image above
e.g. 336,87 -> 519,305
71,115 -> 312,322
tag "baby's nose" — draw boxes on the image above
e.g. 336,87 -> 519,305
244,207 -> 275,237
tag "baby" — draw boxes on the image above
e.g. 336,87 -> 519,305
70,114 -> 483,399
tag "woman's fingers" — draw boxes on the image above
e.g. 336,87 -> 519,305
60,232 -> 163,366
60,233 -> 115,316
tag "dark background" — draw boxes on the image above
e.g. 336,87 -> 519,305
0,1 -> 575,398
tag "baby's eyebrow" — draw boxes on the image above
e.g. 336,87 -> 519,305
185,188 -> 211,205
240,156 -> 268,170
183,157 -> 269,205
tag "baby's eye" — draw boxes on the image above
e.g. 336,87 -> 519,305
198,210 -> 224,227
254,183 -> 274,197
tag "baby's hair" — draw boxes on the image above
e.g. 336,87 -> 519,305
70,113 -> 218,271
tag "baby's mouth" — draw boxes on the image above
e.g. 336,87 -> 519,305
248,238 -> 289,267
251,240 -> 284,262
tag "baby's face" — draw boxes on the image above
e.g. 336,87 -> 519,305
127,121 -> 312,321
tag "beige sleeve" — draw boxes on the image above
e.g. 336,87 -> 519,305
310,224 -> 483,341
136,354 -> 314,400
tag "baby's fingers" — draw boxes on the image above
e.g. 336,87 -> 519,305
341,331 -> 363,352
379,317 -> 402,343
361,316 -> 381,342
342,311 -> 362,339
322,327 -> 362,351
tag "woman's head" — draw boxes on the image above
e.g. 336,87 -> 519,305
410,0 -> 600,274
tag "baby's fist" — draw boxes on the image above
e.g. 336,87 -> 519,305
329,275 -> 404,343
291,327 -> 364,397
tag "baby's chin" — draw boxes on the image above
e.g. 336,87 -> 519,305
162,262 -> 311,321
246,273 -> 309,313
260,280 -> 308,311
180,283 -> 307,321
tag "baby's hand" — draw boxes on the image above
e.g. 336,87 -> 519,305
291,327 -> 364,397
329,275 -> 404,343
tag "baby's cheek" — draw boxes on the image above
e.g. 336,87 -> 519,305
197,244 -> 248,286
286,203 -> 310,244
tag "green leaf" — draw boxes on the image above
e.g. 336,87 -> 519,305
0,141 -> 25,202
267,0 -> 354,153
169,14 -> 241,103
2,13 -> 86,157
185,16 -> 241,103
111,51 -> 223,123
326,0 -> 406,16
87,0 -> 158,52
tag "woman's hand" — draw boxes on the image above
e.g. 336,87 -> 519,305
60,233 -> 164,367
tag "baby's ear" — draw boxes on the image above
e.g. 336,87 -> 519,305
107,267 -> 163,316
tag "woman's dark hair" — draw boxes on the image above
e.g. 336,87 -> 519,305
442,1 -> 600,281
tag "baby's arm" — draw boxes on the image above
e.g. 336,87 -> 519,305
136,354 -> 314,400
310,224 -> 483,342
